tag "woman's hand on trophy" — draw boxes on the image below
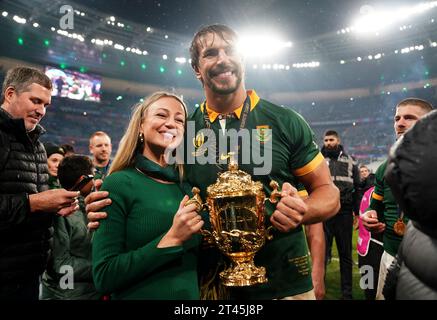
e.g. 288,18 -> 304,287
158,195 -> 205,248
270,183 -> 308,232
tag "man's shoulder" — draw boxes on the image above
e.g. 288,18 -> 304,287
104,168 -> 136,182
340,151 -> 356,163
188,107 -> 203,121
375,159 -> 388,173
0,129 -> 11,171
373,159 -> 388,185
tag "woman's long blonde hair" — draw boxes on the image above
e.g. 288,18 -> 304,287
108,91 -> 188,176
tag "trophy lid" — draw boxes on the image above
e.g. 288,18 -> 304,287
207,161 -> 264,198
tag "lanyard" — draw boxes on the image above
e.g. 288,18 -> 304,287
202,95 -> 251,131
202,95 -> 251,170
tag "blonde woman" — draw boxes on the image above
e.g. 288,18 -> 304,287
92,92 -> 204,299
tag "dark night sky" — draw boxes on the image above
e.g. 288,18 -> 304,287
73,0 -> 419,41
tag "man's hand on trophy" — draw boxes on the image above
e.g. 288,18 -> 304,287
158,195 -> 205,248
270,182 -> 308,232
85,179 -> 110,230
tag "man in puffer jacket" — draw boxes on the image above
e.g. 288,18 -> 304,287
0,67 -> 80,300
384,109 -> 437,300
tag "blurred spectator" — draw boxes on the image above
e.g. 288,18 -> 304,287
44,143 -> 65,189
362,98 -> 433,300
0,66 -> 78,300
89,131 -> 112,180
61,144 -> 75,157
41,155 -> 100,300
384,109 -> 437,300
321,130 -> 360,300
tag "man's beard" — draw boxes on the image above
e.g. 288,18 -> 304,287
96,154 -> 109,163
205,65 -> 243,95
323,145 -> 341,159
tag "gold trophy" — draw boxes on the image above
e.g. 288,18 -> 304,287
187,162 -> 280,287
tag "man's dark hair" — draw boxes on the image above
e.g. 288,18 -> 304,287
190,24 -> 238,70
324,130 -> 339,138
1,66 -> 52,104
61,144 -> 75,155
396,98 -> 433,113
58,155 -> 93,190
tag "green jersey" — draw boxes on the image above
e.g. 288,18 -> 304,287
93,160 -> 111,181
368,159 -> 407,256
185,90 -> 323,299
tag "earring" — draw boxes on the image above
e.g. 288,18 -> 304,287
139,133 -> 144,143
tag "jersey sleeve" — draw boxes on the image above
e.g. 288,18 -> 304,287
286,110 -> 324,176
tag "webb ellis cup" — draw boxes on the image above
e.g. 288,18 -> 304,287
187,162 -> 280,287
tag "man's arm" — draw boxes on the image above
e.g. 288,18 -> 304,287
299,160 -> 340,224
1,189 -> 79,231
305,223 -> 326,300
270,161 -> 339,232
270,160 -> 339,232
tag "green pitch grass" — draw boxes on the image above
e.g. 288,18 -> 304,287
324,229 -> 365,300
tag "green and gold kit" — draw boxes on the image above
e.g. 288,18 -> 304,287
368,159 -> 407,256
185,90 -> 323,299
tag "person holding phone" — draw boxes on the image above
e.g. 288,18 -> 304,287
41,155 -> 100,300
91,92 -> 203,300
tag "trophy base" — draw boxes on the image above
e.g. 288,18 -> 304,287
220,262 -> 267,287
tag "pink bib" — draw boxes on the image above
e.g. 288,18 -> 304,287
357,187 -> 374,256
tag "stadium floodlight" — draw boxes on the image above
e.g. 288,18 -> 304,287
2,11 -> 8,17
237,32 -> 292,58
162,54 -> 168,60
351,1 -> 437,35
114,44 -> 124,50
292,61 -> 320,68
352,9 -> 395,34
32,22 -> 39,28
175,57 -> 187,64
13,15 -> 26,24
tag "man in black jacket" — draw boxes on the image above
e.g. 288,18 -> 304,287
0,67 -> 80,300
321,130 -> 360,300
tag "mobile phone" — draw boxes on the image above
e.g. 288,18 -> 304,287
70,175 -> 94,191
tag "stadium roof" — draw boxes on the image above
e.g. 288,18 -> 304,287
1,0 -> 437,93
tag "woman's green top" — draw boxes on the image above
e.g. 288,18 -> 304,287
92,156 -> 200,300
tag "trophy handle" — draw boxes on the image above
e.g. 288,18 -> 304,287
263,180 -> 281,241
185,187 -> 215,246
265,226 -> 274,241
265,180 -> 281,204
185,187 -> 207,212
